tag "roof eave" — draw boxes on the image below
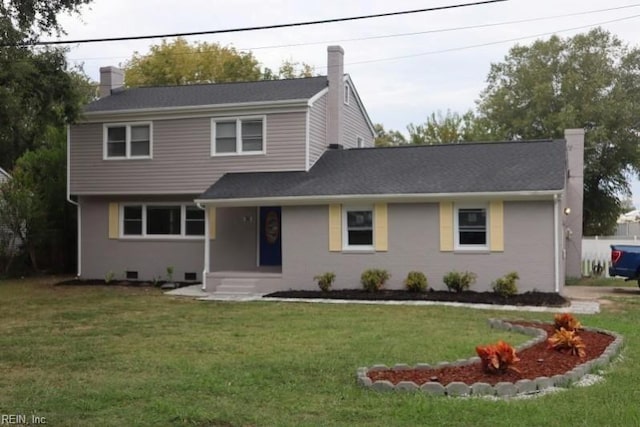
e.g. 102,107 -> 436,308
81,98 -> 314,122
195,189 -> 564,207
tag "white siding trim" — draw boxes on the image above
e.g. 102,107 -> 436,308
308,87 -> 329,106
195,190 -> 562,207
342,75 -> 375,137
305,109 -> 310,171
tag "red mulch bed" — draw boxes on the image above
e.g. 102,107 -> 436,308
367,322 -> 614,386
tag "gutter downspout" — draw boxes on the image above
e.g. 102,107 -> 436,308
197,202 -> 209,291
66,125 -> 81,278
554,194 -> 560,293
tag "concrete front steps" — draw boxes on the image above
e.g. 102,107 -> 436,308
200,271 -> 283,301
210,279 -> 258,299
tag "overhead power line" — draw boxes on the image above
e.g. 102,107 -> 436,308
66,4 -> 640,64
244,3 -> 640,51
19,0 -> 507,47
338,12 -> 640,68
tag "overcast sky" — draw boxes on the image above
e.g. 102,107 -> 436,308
56,0 -> 640,206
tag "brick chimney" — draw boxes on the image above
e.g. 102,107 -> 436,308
564,128 -> 585,279
99,66 -> 125,98
327,46 -> 344,146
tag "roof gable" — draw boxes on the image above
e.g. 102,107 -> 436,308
85,76 -> 329,113
199,140 -> 566,201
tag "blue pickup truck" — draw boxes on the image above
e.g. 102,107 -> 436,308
609,245 -> 640,285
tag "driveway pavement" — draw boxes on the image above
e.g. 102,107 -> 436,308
563,285 -> 640,301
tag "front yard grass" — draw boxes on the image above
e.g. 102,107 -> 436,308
1,277 -> 639,426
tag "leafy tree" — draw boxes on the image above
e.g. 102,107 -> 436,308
0,0 -> 91,273
1,0 -> 93,170
272,60 -> 315,79
0,129 -> 75,272
476,28 -> 640,235
407,110 -> 491,144
0,49 -> 90,170
0,0 -> 91,43
125,38 -> 315,86
124,38 -> 264,86
373,123 -> 407,147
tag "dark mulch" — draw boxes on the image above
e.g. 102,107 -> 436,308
368,322 -> 614,386
55,279 -> 195,288
263,289 -> 570,307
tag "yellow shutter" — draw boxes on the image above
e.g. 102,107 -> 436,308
374,203 -> 388,251
108,203 -> 119,239
208,207 -> 216,240
439,202 -> 453,251
328,204 -> 342,252
489,200 -> 504,252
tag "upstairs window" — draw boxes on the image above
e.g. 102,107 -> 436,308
356,136 -> 364,148
104,123 -> 152,159
344,84 -> 350,105
211,116 -> 265,155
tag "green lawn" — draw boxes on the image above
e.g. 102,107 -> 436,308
1,277 -> 639,426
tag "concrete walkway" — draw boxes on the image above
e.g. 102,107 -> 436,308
166,285 -> 601,314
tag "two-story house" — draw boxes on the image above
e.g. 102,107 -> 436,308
69,45 -> 583,295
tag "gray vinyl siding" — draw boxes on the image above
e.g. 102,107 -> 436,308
70,112 -> 307,194
342,81 -> 374,149
277,201 -> 555,294
79,196 -> 204,281
308,93 -> 327,167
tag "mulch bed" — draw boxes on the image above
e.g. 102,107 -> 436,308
367,322 -> 614,386
264,289 -> 570,307
54,279 -> 194,288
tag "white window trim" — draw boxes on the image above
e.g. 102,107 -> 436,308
210,115 -> 267,156
454,203 -> 489,251
119,203 -> 204,240
342,205 -> 375,251
103,122 -> 153,160
356,136 -> 364,148
344,83 -> 350,105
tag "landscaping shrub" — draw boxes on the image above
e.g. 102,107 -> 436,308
554,313 -> 582,332
548,328 -> 586,357
360,269 -> 390,292
404,271 -> 428,293
313,272 -> 336,292
491,272 -> 519,297
443,271 -> 476,293
475,340 -> 520,374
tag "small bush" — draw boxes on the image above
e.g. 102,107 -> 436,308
404,271 -> 428,293
360,269 -> 390,292
104,271 -> 115,284
548,328 -> 586,357
554,313 -> 582,332
492,272 -> 519,297
443,271 -> 477,293
475,340 -> 520,374
313,272 -> 336,292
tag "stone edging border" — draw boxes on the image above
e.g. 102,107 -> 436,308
356,318 -> 624,397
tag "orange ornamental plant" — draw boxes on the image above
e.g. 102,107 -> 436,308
548,328 -> 586,358
554,313 -> 582,332
475,340 -> 520,374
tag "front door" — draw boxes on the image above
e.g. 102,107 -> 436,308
259,206 -> 282,266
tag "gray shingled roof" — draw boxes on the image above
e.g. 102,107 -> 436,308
199,140 -> 566,201
85,76 -> 328,113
